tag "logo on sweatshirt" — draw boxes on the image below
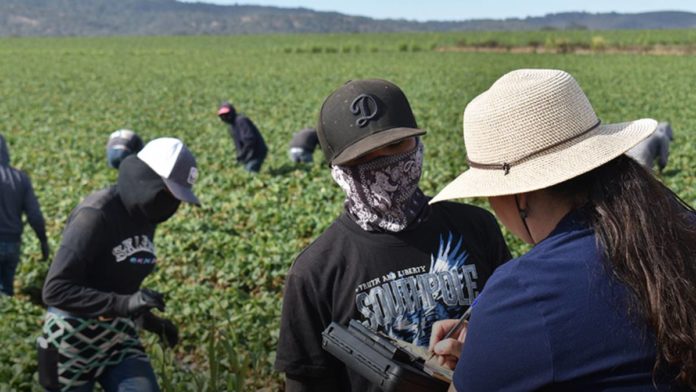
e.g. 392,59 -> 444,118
112,235 -> 156,262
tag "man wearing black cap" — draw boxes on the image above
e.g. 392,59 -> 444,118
275,79 -> 511,391
39,138 -> 199,391
218,101 -> 268,172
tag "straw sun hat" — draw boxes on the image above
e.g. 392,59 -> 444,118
431,69 -> 657,202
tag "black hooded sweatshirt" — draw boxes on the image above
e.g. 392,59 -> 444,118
223,113 -> 268,164
43,156 -> 180,318
0,134 -> 47,243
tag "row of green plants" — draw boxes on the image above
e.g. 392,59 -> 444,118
282,42 -> 432,54
4,29 -> 696,54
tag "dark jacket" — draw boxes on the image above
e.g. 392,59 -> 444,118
289,128 -> 319,151
227,114 -> 268,163
0,134 -> 47,244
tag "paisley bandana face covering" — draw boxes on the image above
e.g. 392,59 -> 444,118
331,139 -> 427,232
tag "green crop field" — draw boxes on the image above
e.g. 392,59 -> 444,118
0,32 -> 694,391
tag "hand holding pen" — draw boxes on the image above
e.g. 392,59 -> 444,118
427,298 -> 477,370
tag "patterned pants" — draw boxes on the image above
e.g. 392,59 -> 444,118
38,308 -> 150,391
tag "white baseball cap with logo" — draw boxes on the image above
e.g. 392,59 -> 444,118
137,137 -> 200,205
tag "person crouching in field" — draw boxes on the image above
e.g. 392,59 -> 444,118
626,121 -> 674,172
429,69 -> 696,391
106,129 -> 144,169
275,79 -> 511,392
39,138 -> 200,392
288,127 -> 319,163
217,101 -> 268,173
0,134 -> 49,296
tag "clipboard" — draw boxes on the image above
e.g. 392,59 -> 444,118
321,320 -> 451,392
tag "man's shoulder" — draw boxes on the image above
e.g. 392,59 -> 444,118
430,200 -> 497,224
2,165 -> 29,181
0,166 -> 33,195
291,217 -> 350,274
235,114 -> 253,124
71,187 -> 120,220
79,187 -> 118,209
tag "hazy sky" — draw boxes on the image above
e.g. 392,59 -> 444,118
178,0 -> 696,21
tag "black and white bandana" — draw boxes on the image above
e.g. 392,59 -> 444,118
331,139 -> 428,232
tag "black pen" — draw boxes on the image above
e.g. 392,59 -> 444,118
428,297 -> 478,360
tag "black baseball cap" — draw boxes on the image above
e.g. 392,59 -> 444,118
317,79 -> 425,165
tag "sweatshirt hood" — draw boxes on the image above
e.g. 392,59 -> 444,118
117,155 -> 180,223
0,134 -> 9,166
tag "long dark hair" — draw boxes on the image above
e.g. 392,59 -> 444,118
551,155 -> 696,388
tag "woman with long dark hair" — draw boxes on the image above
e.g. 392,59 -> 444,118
429,69 -> 696,391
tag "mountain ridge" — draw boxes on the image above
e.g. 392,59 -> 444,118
1,1 -> 695,36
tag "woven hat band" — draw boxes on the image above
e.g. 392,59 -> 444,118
467,119 -> 602,175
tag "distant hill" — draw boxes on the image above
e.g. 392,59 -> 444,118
1,0 -> 695,36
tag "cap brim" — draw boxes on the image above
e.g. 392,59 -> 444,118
431,119 -> 657,203
163,178 -> 201,205
332,127 -> 426,165
217,108 -> 231,115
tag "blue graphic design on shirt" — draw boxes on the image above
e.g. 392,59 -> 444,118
355,232 -> 479,346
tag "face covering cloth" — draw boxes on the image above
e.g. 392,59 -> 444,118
117,156 -> 181,224
331,139 -> 427,232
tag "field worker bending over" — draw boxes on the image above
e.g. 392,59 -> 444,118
106,129 -> 144,169
0,134 -> 49,296
429,69 -> 696,391
288,127 -> 319,163
217,101 -> 268,173
275,79 -> 511,392
626,121 -> 674,172
40,138 -> 200,392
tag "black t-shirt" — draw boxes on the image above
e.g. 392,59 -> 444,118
275,201 -> 511,391
42,186 -> 157,318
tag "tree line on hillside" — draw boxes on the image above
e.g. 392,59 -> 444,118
1,0 -> 696,36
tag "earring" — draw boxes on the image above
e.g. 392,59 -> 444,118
518,209 -> 528,220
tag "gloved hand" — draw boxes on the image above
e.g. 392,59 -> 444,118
126,288 -> 165,317
40,241 -> 50,262
158,318 -> 179,348
136,311 -> 179,348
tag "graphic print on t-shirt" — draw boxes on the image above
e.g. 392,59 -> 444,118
355,232 -> 478,346
111,235 -> 157,265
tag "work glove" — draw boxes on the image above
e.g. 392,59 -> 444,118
136,311 -> 179,348
40,241 -> 50,262
125,288 -> 165,317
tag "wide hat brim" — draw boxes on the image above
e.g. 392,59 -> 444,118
331,126 -> 425,165
431,118 -> 657,202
